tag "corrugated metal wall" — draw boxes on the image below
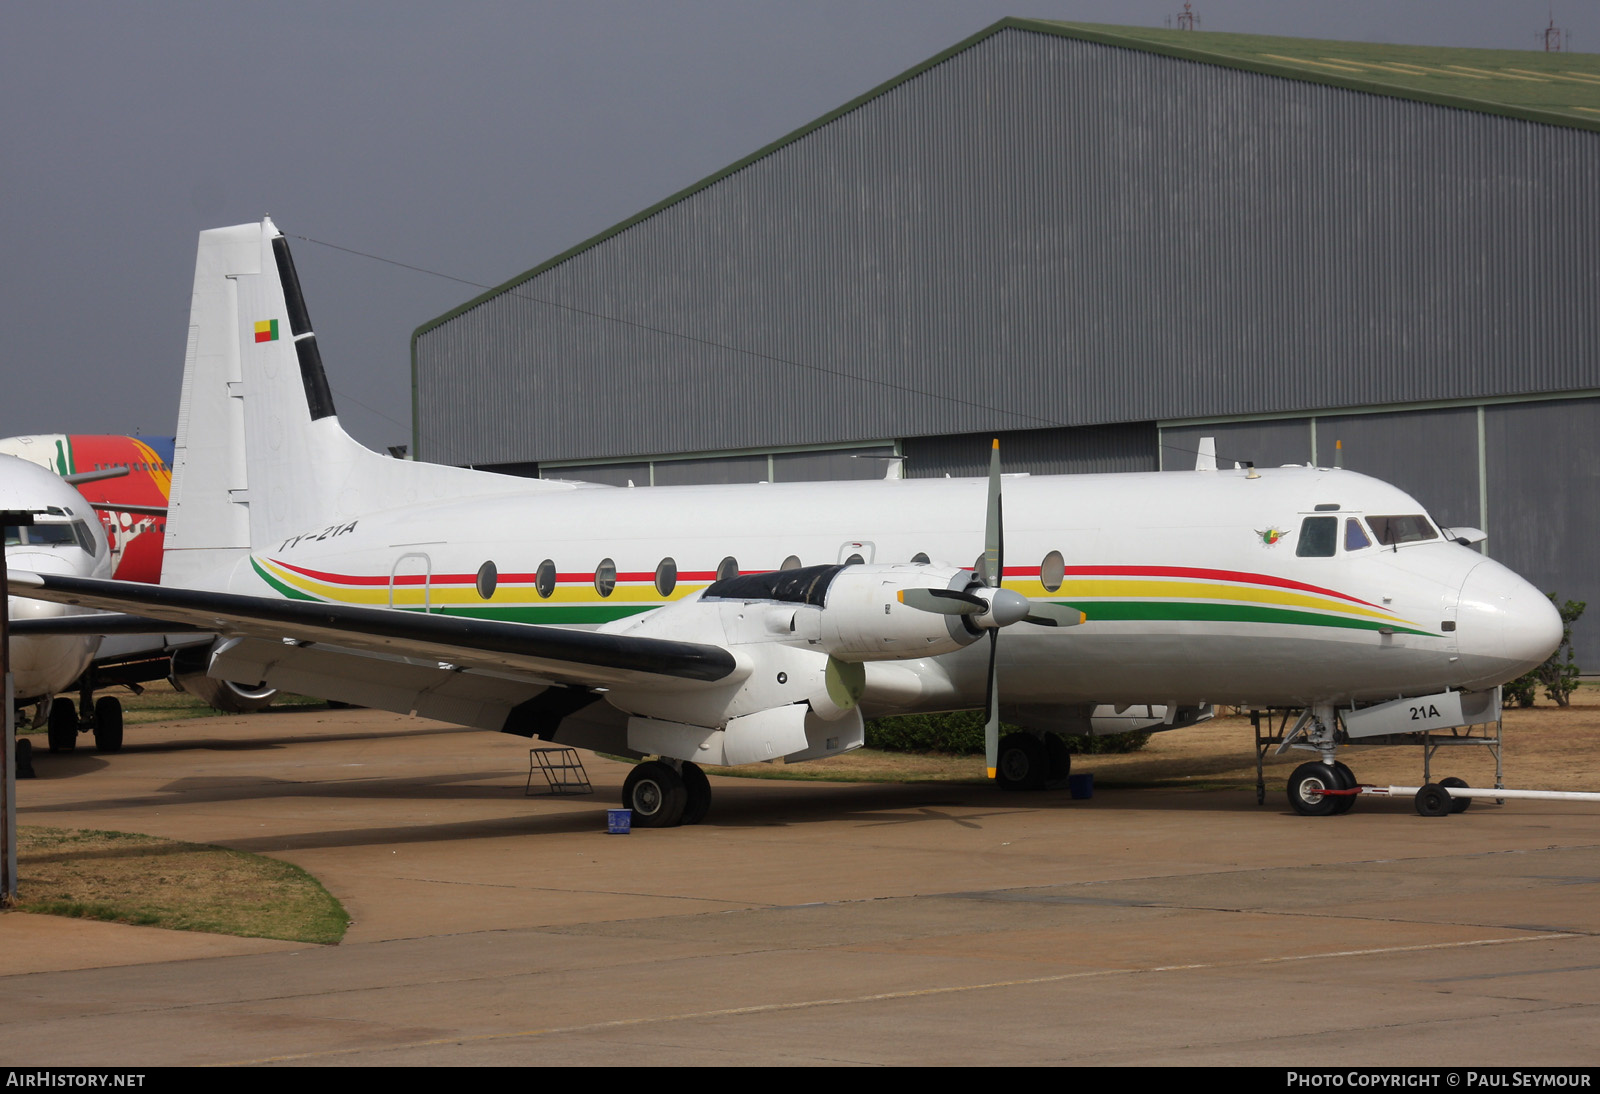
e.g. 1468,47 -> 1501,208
904,422 -> 1156,478
414,26 -> 1600,468
1485,399 -> 1600,660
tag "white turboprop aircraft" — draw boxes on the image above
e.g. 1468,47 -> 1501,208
8,219 -> 1563,825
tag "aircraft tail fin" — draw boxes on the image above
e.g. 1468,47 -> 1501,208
163,218 -> 548,589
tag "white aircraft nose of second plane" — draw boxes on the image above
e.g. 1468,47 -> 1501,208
1454,560 -> 1564,689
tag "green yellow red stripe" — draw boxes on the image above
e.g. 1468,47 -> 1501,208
251,556 -> 1435,637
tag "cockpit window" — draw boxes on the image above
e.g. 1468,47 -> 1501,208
1366,515 -> 1438,545
4,521 -> 93,553
705,564 -> 843,606
1344,518 -> 1371,552
1295,516 -> 1337,557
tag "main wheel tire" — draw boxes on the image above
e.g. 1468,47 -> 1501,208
1415,782 -> 1453,818
47,698 -> 77,753
93,696 -> 124,753
1044,733 -> 1072,783
1439,776 -> 1472,813
996,733 -> 1048,791
622,761 -> 688,828
1330,761 -> 1358,815
680,761 -> 712,825
1287,761 -> 1345,817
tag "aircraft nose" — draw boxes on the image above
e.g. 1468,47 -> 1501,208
6,552 -> 78,619
1454,560 -> 1563,688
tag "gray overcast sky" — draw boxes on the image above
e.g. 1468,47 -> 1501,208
4,1 -> 1592,453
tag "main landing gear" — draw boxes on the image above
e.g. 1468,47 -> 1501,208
622,759 -> 713,828
995,731 -> 1072,792
42,692 -> 124,753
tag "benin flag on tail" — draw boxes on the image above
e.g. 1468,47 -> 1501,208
254,319 -> 279,343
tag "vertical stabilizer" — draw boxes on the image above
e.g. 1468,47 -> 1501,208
163,218 -> 558,590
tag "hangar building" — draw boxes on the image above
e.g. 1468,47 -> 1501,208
411,20 -> 1600,656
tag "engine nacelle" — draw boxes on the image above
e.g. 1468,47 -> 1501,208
170,646 -> 277,713
804,563 -> 980,662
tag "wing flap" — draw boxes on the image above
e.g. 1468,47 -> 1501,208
209,637 -> 547,730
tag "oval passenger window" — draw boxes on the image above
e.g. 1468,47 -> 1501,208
1040,550 -> 1065,592
595,558 -> 617,598
476,560 -> 498,600
536,559 -> 557,599
655,558 -> 677,596
717,556 -> 739,581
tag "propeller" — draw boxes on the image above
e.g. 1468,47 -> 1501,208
901,439 -> 1085,779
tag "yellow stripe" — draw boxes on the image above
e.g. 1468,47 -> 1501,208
1010,577 -> 1406,624
260,559 -> 707,608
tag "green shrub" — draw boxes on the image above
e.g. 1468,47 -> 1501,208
863,710 -> 1150,754
1506,594 -> 1585,708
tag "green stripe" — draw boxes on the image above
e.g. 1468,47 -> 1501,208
1057,599 -> 1437,637
252,558 -> 320,602
250,559 -> 1437,636
430,604 -> 654,625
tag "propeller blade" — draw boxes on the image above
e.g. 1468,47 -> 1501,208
1023,603 -> 1087,627
898,587 -> 986,615
985,629 -> 1000,779
982,439 -> 1003,587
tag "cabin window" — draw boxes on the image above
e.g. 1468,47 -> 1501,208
1344,519 -> 1371,552
594,558 -> 617,598
910,552 -> 931,565
475,561 -> 498,600
655,558 -> 677,596
1040,550 -> 1065,592
536,559 -> 557,599
717,556 -> 739,581
1295,516 -> 1337,557
844,553 -> 864,565
1366,515 -> 1438,545
780,555 -> 801,571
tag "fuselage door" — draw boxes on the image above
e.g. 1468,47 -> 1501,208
390,551 -> 432,613
837,540 -> 875,565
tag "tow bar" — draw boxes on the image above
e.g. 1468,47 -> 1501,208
1318,780 -> 1600,817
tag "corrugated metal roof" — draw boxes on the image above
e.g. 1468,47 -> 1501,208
1036,22 -> 1600,129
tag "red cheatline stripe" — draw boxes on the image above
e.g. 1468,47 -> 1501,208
1054,565 -> 1379,607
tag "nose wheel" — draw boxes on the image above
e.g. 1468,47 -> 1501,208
1287,760 -> 1357,817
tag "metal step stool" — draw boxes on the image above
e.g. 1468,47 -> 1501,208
525,746 -> 594,796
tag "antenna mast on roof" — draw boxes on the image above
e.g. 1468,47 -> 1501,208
1543,8 -> 1569,50
1175,2 -> 1200,31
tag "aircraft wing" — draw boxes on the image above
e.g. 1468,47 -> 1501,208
7,612 -> 206,636
5,570 -> 739,691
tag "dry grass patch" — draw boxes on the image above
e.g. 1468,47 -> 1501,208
707,684 -> 1600,793
12,827 -> 348,945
